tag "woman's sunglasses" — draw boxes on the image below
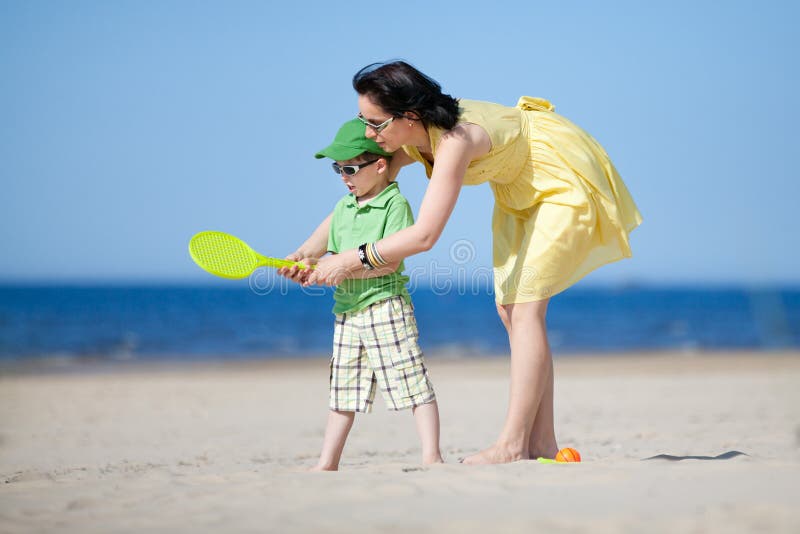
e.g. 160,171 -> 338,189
357,113 -> 395,134
332,158 -> 379,176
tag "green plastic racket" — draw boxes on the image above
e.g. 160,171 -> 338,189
188,231 -> 312,280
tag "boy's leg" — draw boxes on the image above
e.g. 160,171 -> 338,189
412,400 -> 444,464
312,409 -> 355,471
362,297 -> 442,464
316,312 -> 376,471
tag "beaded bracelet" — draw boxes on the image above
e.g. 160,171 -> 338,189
358,243 -> 375,270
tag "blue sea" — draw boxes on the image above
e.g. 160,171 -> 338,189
0,283 -> 798,364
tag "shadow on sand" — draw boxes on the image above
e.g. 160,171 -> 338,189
642,450 -> 749,461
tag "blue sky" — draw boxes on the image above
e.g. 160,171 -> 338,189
1,0 -> 798,285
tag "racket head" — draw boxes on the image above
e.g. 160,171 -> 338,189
188,231 -> 259,279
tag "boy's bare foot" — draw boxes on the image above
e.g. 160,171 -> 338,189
309,464 -> 338,472
423,454 -> 444,465
460,444 -> 528,465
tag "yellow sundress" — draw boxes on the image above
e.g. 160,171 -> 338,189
402,97 -> 643,304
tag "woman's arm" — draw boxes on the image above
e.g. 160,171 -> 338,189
302,260 -> 402,285
386,148 -> 415,182
307,124 -> 491,286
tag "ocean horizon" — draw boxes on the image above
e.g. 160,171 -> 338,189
1,282 -> 798,364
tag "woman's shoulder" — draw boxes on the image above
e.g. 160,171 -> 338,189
451,99 -> 522,154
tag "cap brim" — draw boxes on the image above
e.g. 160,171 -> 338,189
315,145 -> 386,160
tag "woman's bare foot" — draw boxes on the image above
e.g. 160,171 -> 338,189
530,443 -> 559,460
460,444 -> 529,465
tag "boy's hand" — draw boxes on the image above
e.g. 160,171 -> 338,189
277,251 -> 317,285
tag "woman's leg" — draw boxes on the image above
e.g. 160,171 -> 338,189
462,299 -> 556,464
494,302 -> 559,459
529,350 -> 558,458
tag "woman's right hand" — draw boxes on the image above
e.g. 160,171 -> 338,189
277,251 -> 317,285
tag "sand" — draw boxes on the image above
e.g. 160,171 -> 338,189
1,352 -> 799,533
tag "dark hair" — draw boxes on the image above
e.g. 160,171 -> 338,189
353,61 -> 460,130
355,151 -> 392,162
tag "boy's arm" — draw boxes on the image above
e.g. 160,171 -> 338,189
288,212 -> 333,260
278,212 -> 333,282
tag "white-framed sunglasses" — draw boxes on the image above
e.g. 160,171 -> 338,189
332,158 -> 379,176
357,113 -> 395,134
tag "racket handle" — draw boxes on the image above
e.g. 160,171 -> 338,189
260,257 -> 314,270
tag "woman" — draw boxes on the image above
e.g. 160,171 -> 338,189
282,61 -> 642,464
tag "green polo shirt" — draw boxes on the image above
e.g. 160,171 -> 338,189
328,182 -> 413,314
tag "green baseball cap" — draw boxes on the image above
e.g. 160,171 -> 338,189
314,118 -> 392,160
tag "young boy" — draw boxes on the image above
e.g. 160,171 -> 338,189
309,119 -> 442,470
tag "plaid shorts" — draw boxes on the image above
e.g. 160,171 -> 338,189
329,296 -> 436,413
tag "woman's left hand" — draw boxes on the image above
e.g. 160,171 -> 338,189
304,252 -> 355,287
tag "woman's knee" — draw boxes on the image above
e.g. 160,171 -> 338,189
496,303 -> 511,331
508,299 -> 550,327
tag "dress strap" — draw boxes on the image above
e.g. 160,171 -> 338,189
516,96 -> 555,112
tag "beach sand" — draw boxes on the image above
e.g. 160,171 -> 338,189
1,352 -> 799,533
